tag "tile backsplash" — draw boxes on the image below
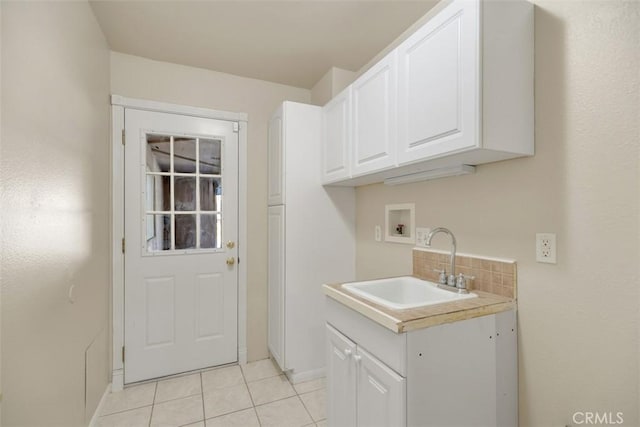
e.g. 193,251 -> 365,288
413,249 -> 517,299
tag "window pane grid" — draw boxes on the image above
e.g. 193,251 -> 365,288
144,132 -> 223,253
172,173 -> 220,178
195,138 -> 201,250
170,135 -> 176,250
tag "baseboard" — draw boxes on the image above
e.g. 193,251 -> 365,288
88,383 -> 111,427
285,367 -> 326,384
111,370 -> 124,392
238,347 -> 248,365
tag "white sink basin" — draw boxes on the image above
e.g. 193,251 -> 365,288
343,276 -> 477,310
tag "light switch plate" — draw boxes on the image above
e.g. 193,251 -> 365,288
416,227 -> 431,248
536,233 -> 557,264
374,225 -> 382,242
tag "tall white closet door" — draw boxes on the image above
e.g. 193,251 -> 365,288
267,205 -> 285,369
268,107 -> 285,205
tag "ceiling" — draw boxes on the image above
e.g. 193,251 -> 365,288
89,0 -> 439,89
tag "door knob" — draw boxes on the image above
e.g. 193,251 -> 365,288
226,257 -> 235,266
226,241 -> 235,249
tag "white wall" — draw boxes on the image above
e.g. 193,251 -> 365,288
355,1 -> 639,425
1,1 -> 111,425
110,52 -> 311,362
310,67 -> 356,106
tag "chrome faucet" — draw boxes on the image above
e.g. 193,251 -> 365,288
426,227 -> 457,287
426,227 -> 471,294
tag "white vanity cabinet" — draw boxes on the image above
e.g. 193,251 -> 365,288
325,296 -> 517,427
321,87 -> 352,184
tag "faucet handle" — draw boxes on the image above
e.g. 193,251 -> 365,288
433,268 -> 447,285
456,273 -> 475,291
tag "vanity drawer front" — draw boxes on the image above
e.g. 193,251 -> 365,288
325,296 -> 406,376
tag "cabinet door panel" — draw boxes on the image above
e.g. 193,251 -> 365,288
326,324 -> 357,427
352,51 -> 397,176
322,87 -> 351,183
397,0 -> 479,165
356,346 -> 405,427
267,206 -> 285,369
267,107 -> 284,205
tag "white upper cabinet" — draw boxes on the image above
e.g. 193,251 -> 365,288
267,106 -> 284,205
352,51 -> 397,176
322,87 -> 352,184
396,0 -> 478,165
320,0 -> 533,187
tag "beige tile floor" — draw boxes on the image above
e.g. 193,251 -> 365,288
95,358 -> 326,427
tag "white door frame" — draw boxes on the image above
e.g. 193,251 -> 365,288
110,95 -> 248,391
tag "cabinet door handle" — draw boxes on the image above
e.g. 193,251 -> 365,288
344,349 -> 352,357
353,354 -> 362,364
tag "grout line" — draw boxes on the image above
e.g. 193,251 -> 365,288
252,406 -> 262,427
242,367 -> 282,384
128,361 -> 240,389
202,406 -> 261,425
240,363 -> 261,427
98,404 -> 154,419
199,372 -> 206,424
154,391 -> 202,406
252,393 -> 300,409
149,382 -> 158,427
297,392 -> 316,423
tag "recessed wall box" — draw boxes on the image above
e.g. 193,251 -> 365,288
385,203 -> 415,244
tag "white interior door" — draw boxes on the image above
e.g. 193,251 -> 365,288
124,108 -> 238,383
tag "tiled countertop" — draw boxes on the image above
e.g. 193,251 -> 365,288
323,278 -> 515,334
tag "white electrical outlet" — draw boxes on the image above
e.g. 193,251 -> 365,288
374,225 -> 382,242
536,233 -> 557,264
416,227 -> 431,247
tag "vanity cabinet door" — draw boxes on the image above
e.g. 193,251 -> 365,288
396,0 -> 479,165
356,346 -> 406,427
326,324 -> 357,427
322,87 -> 352,184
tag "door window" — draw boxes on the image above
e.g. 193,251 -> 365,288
144,133 -> 223,253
